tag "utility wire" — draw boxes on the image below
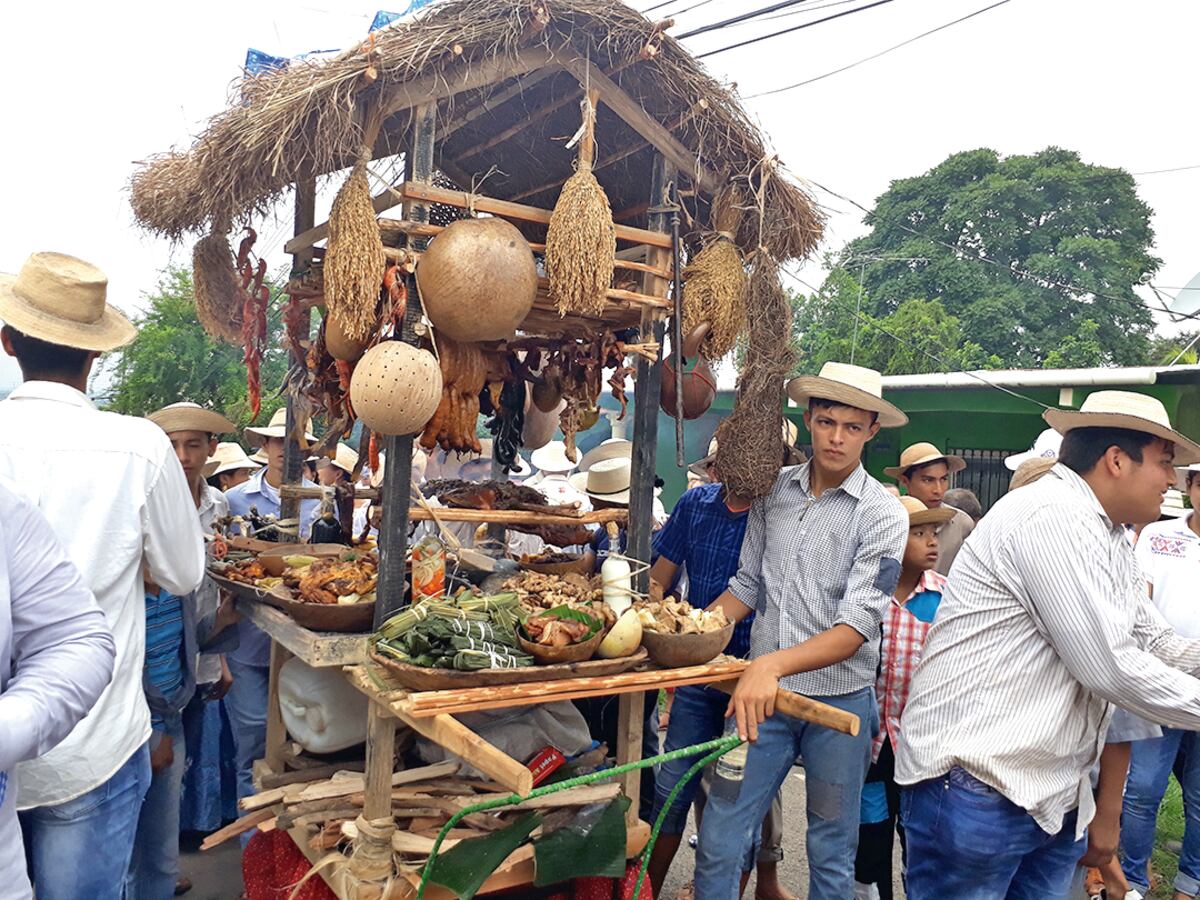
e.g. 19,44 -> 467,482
678,0 -> 821,39
695,0 -> 894,60
745,0 -> 1012,97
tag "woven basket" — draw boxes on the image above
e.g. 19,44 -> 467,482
350,341 -> 443,436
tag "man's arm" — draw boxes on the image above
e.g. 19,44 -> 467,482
0,490 -> 115,772
142,443 -> 205,597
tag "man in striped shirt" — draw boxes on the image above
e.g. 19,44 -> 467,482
896,391 -> 1200,899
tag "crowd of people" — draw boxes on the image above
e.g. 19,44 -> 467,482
3,247 -> 1200,900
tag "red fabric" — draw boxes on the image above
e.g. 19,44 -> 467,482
242,830 -> 338,900
572,862 -> 654,900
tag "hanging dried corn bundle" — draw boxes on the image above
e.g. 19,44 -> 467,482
716,254 -> 795,500
325,155 -> 385,344
682,182 -> 748,360
545,90 -> 615,317
192,229 -> 244,344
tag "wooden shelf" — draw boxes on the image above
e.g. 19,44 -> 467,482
235,599 -> 369,668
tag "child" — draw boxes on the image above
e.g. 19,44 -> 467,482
854,496 -> 954,900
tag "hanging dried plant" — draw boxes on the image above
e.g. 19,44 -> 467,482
325,159 -> 385,343
192,230 -> 244,345
682,182 -> 748,360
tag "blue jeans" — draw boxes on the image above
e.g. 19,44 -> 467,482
224,658 -> 269,806
19,741 -> 151,900
1121,728 -> 1200,895
695,687 -> 877,899
901,767 -> 1085,899
126,724 -> 186,900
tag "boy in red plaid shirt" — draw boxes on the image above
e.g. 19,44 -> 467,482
854,495 -> 955,900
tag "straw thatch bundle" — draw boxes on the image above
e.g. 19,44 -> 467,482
325,161 -> 385,343
192,231 -> 244,345
682,182 -> 748,360
546,98 -> 615,317
716,256 -> 794,500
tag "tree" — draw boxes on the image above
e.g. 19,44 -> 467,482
834,147 -> 1161,367
102,267 -> 290,429
790,268 -> 1001,376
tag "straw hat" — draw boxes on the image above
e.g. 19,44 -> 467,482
1004,428 -> 1062,471
1043,390 -> 1200,465
568,457 -> 631,505
0,252 -> 137,352
1177,464 -> 1200,492
898,495 -> 957,527
208,441 -> 261,478
884,442 -> 966,480
530,440 -> 581,474
244,407 -> 316,449
321,443 -> 359,476
579,439 -> 632,472
1009,457 -> 1056,490
1160,488 -> 1190,518
786,362 -> 907,429
148,401 -> 234,438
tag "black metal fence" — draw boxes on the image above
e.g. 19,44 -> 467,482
948,448 -> 1013,513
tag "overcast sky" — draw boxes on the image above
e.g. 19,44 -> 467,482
1,0 -> 1197,393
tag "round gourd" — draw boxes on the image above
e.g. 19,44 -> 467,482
415,217 -> 536,341
350,341 -> 443,436
325,314 -> 371,362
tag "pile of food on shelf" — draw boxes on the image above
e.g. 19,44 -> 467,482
374,589 -> 534,669
502,570 -> 613,627
636,596 -> 729,635
214,551 -> 378,606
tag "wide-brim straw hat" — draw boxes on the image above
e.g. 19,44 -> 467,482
1043,390 -> 1200,465
530,441 -> 581,474
148,401 -> 234,438
1004,427 -> 1062,471
245,407 -> 316,449
899,495 -> 958,527
884,442 -> 967,480
579,439 -> 632,472
1009,457 -> 1057,491
1177,464 -> 1200,492
1161,488 -> 1190,518
0,252 -> 137,352
208,441 -> 260,478
321,443 -> 360,476
568,457 -> 631,505
249,448 -> 268,464
786,362 -> 908,429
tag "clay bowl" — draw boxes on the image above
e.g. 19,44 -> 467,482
518,626 -> 604,665
520,554 -> 592,577
640,622 -> 734,668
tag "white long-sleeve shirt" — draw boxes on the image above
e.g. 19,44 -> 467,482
0,478 -> 115,898
0,381 -> 204,808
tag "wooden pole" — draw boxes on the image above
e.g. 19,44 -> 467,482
627,155 -> 675,593
281,177 -> 317,531
374,102 -> 437,628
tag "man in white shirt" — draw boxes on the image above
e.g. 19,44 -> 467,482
0,252 -> 205,899
1119,462 -> 1200,900
896,392 -> 1200,899
0,479 -> 116,900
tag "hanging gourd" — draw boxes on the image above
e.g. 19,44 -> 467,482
350,341 -> 443,436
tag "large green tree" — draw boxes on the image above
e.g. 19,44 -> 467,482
102,267 -> 290,429
832,147 -> 1161,367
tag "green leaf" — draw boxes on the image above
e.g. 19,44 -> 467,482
426,813 -> 541,900
532,796 -> 630,886
521,605 -> 602,641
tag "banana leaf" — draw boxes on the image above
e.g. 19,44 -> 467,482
520,605 -> 603,644
532,796 -> 630,886
425,813 -> 541,900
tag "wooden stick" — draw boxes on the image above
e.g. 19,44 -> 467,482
260,761 -> 365,790
294,760 -> 460,803
708,681 -> 861,737
437,66 -> 558,140
200,808 -> 275,850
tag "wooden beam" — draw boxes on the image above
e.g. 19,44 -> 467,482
562,56 -> 719,196
438,66 -> 558,140
616,693 -> 644,827
378,46 -> 555,119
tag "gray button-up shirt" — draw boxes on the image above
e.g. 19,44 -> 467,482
897,463 -> 1200,838
729,462 -> 907,697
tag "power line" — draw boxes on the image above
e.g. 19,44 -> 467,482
1131,163 -> 1200,176
745,0 -> 1012,97
677,0 -> 821,39
639,0 -> 715,15
695,0 -> 894,60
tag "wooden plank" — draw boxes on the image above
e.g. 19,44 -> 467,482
295,760 -> 461,803
397,182 -> 672,249
200,808 -> 275,850
263,642 -> 292,774
363,705 -> 398,820
562,57 -> 719,196
235,599 -> 368,668
379,47 -> 555,120
616,692 -> 644,826
438,66 -> 558,140
261,761 -> 365,790
708,680 -> 861,737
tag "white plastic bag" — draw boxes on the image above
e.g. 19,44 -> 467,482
277,658 -> 368,753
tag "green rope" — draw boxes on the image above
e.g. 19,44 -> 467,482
415,733 -> 744,899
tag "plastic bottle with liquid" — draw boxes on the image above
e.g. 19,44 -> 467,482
710,720 -> 748,803
600,522 -> 633,616
411,533 -> 446,602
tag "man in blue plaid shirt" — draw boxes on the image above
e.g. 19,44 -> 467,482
643,430 -> 805,900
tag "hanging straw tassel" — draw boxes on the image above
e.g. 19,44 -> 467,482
682,182 -> 749,360
192,229 -> 244,345
545,89 -> 615,317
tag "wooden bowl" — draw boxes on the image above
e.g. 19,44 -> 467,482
521,555 -> 592,577
258,544 -> 354,577
518,627 -> 604,665
640,623 -> 734,668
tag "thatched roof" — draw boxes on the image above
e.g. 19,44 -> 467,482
130,0 -> 822,261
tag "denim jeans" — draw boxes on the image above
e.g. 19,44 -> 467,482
901,767 -> 1085,900
1120,728 -> 1200,895
126,723 -> 186,900
694,687 -> 877,899
19,741 -> 151,900
224,658 -> 269,805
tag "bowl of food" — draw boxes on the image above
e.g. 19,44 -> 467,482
519,551 -> 592,577
258,544 -> 352,577
518,607 -> 604,664
637,599 -> 733,668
